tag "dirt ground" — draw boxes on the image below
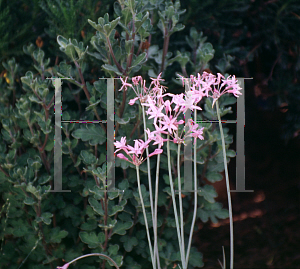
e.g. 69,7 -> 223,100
195,93 -> 300,268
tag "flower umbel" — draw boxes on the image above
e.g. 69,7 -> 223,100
114,137 -> 162,166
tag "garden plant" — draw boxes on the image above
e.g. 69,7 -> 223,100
3,0 -> 298,268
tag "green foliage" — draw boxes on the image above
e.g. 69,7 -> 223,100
0,0 -> 44,63
39,0 -> 111,49
0,48 -> 230,268
1,0 -> 298,268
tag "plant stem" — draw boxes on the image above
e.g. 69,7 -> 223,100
74,60 -> 107,133
126,14 -> 136,73
115,88 -> 127,136
166,135 -> 185,269
154,149 -> 162,269
102,190 -> 108,269
154,117 -> 164,269
142,105 -> 161,268
142,106 -> 154,224
135,165 -> 155,268
74,61 -> 91,100
141,106 -> 153,194
215,100 -> 234,269
177,142 -> 185,267
160,32 -> 170,74
61,253 -> 119,269
185,110 -> 198,268
106,36 -> 125,74
0,165 -> 10,178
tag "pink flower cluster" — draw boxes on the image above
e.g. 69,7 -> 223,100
178,72 -> 242,108
114,137 -> 163,166
115,72 -> 242,165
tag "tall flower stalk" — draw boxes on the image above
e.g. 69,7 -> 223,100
57,253 -> 120,269
114,136 -> 162,268
185,109 -> 198,268
216,99 -> 234,269
136,164 -> 155,267
115,72 -> 242,269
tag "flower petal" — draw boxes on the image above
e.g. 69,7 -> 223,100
57,263 -> 70,269
116,153 -> 129,162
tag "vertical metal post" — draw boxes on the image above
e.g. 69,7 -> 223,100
49,78 -> 71,192
184,80 -> 193,192
107,78 -> 115,191
231,78 -> 253,193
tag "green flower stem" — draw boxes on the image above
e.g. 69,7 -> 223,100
62,253 -> 119,269
153,116 -> 164,269
154,149 -> 162,268
136,165 -> 155,268
166,135 -> 186,269
177,142 -> 186,267
142,106 -> 155,224
185,109 -> 198,268
142,105 -> 161,268
215,100 -> 234,269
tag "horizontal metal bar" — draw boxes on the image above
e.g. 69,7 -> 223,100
61,120 -> 107,123
175,77 -> 253,79
46,77 -> 72,80
196,120 -> 237,123
175,190 -> 202,193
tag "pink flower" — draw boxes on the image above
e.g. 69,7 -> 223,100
163,100 -> 172,115
132,76 -> 143,86
116,153 -> 129,162
127,139 -> 148,155
119,77 -> 133,91
179,91 -> 203,114
146,103 -> 164,126
185,119 -> 205,142
202,71 -> 216,84
190,72 -> 243,108
211,89 -> 221,108
115,73 -> 242,168
152,134 -> 168,148
57,263 -> 70,269
159,114 -> 178,134
114,137 -> 162,166
142,95 -> 157,111
148,148 -> 163,157
171,93 -> 185,113
216,73 -> 225,84
145,128 -> 156,143
173,132 -> 185,144
177,73 -> 186,87
129,97 -> 139,105
150,72 -> 164,88
154,123 -> 169,134
221,75 -> 242,97
175,119 -> 185,126
114,137 -> 128,153
145,127 -> 168,148
192,128 -> 205,142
